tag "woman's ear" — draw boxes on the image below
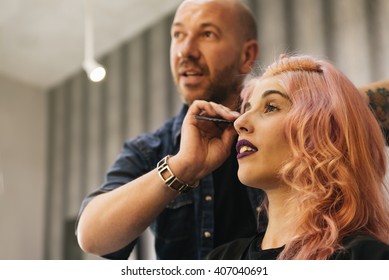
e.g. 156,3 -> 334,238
240,40 -> 259,74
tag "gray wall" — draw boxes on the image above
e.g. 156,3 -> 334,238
2,0 -> 387,260
45,15 -> 179,260
0,76 -> 47,259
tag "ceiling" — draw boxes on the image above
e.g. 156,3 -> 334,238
0,0 -> 182,90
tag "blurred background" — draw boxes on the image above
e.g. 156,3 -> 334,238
0,0 -> 388,260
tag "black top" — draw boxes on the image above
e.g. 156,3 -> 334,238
206,233 -> 389,260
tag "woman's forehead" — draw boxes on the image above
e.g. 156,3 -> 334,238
251,77 -> 285,98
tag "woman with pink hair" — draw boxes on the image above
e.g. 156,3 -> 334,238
180,54 -> 389,259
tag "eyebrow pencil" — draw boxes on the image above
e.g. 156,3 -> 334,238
194,115 -> 234,124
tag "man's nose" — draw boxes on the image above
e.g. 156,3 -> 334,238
179,36 -> 200,59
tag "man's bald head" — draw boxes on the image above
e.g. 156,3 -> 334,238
178,0 -> 257,41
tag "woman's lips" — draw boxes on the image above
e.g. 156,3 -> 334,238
236,139 -> 258,159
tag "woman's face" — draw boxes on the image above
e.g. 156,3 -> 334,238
234,77 -> 293,189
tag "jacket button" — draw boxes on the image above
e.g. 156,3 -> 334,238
205,195 -> 213,202
204,231 -> 212,238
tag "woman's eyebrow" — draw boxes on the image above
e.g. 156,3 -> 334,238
242,89 -> 289,113
262,89 -> 290,100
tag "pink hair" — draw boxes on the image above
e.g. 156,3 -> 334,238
251,55 -> 389,259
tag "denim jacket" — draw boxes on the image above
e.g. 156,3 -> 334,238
77,105 -> 265,260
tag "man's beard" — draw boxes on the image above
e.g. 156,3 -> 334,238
204,62 -> 242,106
176,57 -> 243,107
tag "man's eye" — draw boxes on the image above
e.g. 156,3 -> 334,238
203,31 -> 214,38
173,32 -> 183,39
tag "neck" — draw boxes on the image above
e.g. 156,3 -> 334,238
261,187 -> 294,250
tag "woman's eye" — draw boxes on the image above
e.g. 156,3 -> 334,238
264,103 -> 278,113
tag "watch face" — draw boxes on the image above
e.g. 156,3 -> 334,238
194,115 -> 234,124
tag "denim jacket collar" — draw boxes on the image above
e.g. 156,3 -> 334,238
172,104 -> 189,147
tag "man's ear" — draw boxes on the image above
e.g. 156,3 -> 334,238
240,39 -> 259,74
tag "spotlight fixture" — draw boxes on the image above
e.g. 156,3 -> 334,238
83,0 -> 106,82
83,59 -> 106,82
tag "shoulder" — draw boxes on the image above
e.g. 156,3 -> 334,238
123,113 -> 182,154
127,105 -> 186,146
332,234 -> 389,260
206,237 -> 255,260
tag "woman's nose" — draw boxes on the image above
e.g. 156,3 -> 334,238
234,114 -> 250,135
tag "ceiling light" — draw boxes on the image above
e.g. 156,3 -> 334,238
83,0 -> 106,82
83,60 -> 106,82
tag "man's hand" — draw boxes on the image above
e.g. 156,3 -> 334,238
169,101 -> 240,184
